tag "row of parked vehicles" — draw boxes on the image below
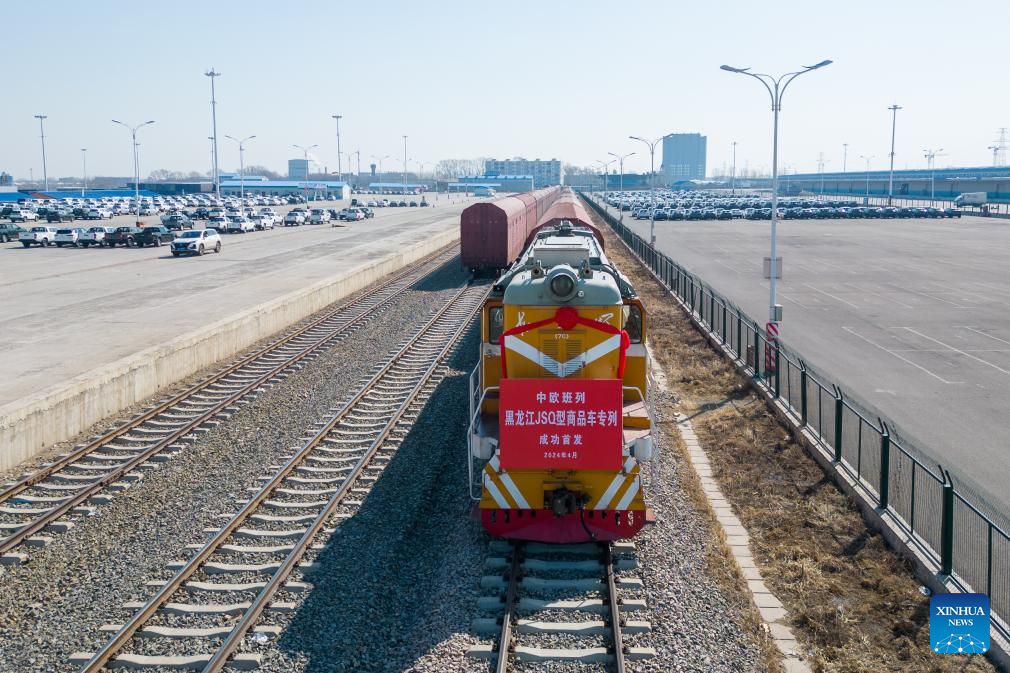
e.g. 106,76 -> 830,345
605,190 -> 962,221
13,224 -> 221,255
351,198 -> 428,208
282,207 -> 374,225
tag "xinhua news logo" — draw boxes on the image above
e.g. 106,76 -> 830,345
930,592 -> 990,654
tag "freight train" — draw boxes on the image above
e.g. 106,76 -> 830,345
460,186 -> 561,274
466,188 -> 652,543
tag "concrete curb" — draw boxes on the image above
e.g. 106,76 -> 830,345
0,228 -> 459,472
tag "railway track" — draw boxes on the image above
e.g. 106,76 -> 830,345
0,245 -> 458,563
471,540 -> 655,671
70,280 -> 488,672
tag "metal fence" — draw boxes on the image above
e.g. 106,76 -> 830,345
581,193 -> 1010,641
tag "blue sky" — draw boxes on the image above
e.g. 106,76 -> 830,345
6,0 -> 1009,179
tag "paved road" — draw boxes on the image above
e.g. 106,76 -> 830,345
0,196 -> 474,408
602,203 -> 1010,509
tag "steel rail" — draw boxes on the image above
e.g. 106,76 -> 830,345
79,282 -> 488,672
603,543 -> 627,673
495,542 -> 524,673
0,246 -> 457,556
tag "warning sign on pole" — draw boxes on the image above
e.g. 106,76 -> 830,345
765,321 -> 779,374
499,378 -> 624,471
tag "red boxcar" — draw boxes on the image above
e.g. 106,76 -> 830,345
460,187 -> 560,273
525,189 -> 604,249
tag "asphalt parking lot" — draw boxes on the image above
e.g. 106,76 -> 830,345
606,204 -> 1010,510
0,195 -> 473,409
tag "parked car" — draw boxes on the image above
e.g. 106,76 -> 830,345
338,208 -> 359,221
19,226 -> 57,247
9,208 -> 38,223
162,214 -> 195,231
47,209 -> 76,223
308,209 -> 331,225
942,208 -> 962,218
80,226 -> 115,247
249,213 -> 276,230
55,227 -> 87,247
225,215 -> 255,233
283,211 -> 305,226
0,223 -> 24,243
171,228 -> 222,256
356,207 -> 374,219
105,226 -> 142,247
135,225 -> 175,247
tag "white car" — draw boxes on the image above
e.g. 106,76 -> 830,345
207,215 -> 228,231
9,208 -> 38,223
226,215 -> 255,233
80,226 -> 115,247
283,211 -> 305,226
87,207 -> 112,220
249,213 -> 276,230
19,226 -> 57,247
171,228 -> 222,256
308,209 -> 331,224
55,227 -> 87,247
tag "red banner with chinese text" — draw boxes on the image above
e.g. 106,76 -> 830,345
499,378 -> 623,471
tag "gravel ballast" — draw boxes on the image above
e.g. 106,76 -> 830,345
0,257 -> 469,673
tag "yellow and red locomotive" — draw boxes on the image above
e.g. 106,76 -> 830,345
466,191 -> 652,543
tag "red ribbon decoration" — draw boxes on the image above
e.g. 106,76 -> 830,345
498,306 -> 630,379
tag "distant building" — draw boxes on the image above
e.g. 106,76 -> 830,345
453,175 -> 535,192
221,180 -> 350,200
483,158 -> 562,188
662,134 -> 707,182
288,159 -> 319,181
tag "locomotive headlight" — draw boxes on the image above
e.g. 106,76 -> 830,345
546,267 -> 578,301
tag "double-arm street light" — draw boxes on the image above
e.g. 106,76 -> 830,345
331,114 -> 343,179
112,119 -> 155,210
225,135 -> 256,198
629,133 -> 672,245
607,151 -> 635,194
923,147 -> 944,201
720,59 -> 832,356
595,159 -> 615,193
205,69 -> 222,197
887,104 -> 902,205
372,154 -> 391,187
293,144 -> 319,201
859,154 -> 875,197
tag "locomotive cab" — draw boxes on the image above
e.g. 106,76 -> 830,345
468,221 -> 652,543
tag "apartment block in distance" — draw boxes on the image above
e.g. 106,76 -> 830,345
661,133 -> 707,182
484,158 -> 563,188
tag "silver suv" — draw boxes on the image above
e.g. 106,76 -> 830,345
171,228 -> 222,257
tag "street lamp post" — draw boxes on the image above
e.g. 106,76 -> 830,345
859,155 -> 874,198
843,142 -> 849,174
720,59 -> 832,365
730,141 -> 738,195
595,159 -> 614,194
111,119 -> 155,212
331,115 -> 342,179
34,115 -> 48,191
293,144 -> 318,201
629,133 -> 672,245
353,150 -> 361,188
923,148 -> 944,202
225,135 -> 256,198
607,151 -> 635,194
80,148 -> 87,197
205,69 -> 222,197
887,104 -> 901,205
402,135 -> 408,193
371,154 -> 391,190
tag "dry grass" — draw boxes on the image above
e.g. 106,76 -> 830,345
593,210 -> 998,673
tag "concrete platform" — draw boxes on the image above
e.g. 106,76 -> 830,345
0,198 -> 473,470
604,204 -> 1010,510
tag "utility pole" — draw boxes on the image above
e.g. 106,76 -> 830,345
923,148 -> 946,202
843,142 -> 848,173
80,148 -> 87,197
817,153 -> 830,197
205,69 -> 222,198
596,159 -> 614,193
887,104 -> 901,205
331,114 -> 342,179
34,115 -> 48,191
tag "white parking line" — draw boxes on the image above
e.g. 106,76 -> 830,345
959,326 -> 1010,346
844,283 -> 914,309
903,288 -> 971,308
899,327 -> 1010,377
803,283 -> 859,309
810,257 -> 857,275
841,326 -> 960,384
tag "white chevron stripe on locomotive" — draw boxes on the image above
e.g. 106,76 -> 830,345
503,333 -> 622,378
490,455 -> 530,509
595,457 -> 637,510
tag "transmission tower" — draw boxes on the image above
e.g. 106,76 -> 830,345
988,128 -> 1008,167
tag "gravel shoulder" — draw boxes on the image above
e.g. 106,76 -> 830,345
0,258 -> 470,673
